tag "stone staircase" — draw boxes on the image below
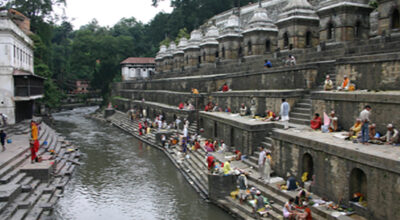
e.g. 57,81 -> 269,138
106,111 -> 208,197
289,94 -> 312,126
0,122 -> 80,220
104,111 -> 351,220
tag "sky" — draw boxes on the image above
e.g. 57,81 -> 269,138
56,0 -> 173,29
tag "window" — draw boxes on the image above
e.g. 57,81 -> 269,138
215,51 -> 219,58
306,31 -> 312,47
203,52 -> 206,61
354,21 -> 361,38
265,40 -> 271,52
392,9 -> 400,29
247,41 -> 252,55
222,47 -> 225,58
238,46 -> 243,57
198,56 -> 201,64
283,32 -> 289,47
327,22 -> 335,40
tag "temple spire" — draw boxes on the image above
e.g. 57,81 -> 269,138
259,0 -> 262,8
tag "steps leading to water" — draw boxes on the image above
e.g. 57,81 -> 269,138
0,121 -> 79,220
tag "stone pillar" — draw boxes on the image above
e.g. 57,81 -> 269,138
208,174 -> 238,202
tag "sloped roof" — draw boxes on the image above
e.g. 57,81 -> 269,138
120,57 -> 155,64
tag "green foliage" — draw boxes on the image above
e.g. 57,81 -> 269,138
175,28 -> 189,44
160,37 -> 171,47
10,0 -> 259,109
369,0 -> 378,9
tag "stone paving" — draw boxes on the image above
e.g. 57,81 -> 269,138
0,121 -> 80,219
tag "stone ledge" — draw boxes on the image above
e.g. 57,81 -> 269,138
120,89 -> 206,96
211,89 -> 306,97
123,63 -> 318,83
311,91 -> 400,104
200,111 -> 273,131
273,129 -> 400,175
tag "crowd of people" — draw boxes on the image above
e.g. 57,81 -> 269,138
310,105 -> 399,146
324,74 -> 355,91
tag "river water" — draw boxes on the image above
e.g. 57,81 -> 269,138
51,107 -> 233,220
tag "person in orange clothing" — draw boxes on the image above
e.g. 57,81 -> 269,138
31,120 -> 38,141
310,113 -> 322,130
338,75 -> 350,91
191,88 -> 199,94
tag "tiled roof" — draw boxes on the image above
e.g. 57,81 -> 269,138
120,57 -> 155,64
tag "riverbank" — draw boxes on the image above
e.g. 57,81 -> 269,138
94,109 -> 371,220
91,109 -> 286,219
0,119 -> 80,219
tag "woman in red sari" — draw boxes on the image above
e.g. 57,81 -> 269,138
30,139 -> 37,163
310,113 -> 322,130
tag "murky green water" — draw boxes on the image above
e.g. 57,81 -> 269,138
52,107 -> 233,220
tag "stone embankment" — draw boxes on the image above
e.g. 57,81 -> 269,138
93,110 -> 356,220
0,121 -> 80,219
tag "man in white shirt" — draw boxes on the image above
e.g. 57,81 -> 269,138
359,105 -> 371,145
258,146 -> 266,180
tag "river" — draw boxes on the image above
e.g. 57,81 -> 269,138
51,107 -> 233,220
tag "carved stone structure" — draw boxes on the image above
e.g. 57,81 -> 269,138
276,0 -> 319,49
183,29 -> 202,69
217,14 -> 243,60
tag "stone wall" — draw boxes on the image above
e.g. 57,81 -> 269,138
200,112 -> 273,155
335,52 -> 400,90
117,89 -> 205,109
113,98 -> 196,122
271,130 -> 400,220
311,91 -> 400,133
117,65 -> 321,93
210,90 -> 306,116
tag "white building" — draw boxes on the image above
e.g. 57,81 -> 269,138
0,9 -> 44,124
121,57 -> 155,80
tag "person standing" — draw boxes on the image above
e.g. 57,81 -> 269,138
359,105 -> 372,145
258,146 -> 266,180
280,99 -> 290,129
29,139 -> 38,163
0,113 -> 7,127
265,151 -> 272,184
0,130 -> 6,151
237,172 -> 248,204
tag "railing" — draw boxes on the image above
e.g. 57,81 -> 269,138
14,76 -> 44,97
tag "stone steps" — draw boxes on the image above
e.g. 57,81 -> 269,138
225,196 -> 281,220
0,122 -> 78,220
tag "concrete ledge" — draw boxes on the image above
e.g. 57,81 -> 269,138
212,89 -> 307,98
200,112 -> 272,131
273,129 -> 400,175
311,91 -> 400,104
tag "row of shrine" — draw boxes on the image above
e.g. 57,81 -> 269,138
154,0 -> 400,74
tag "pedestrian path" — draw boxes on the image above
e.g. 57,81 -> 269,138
0,120 -> 80,220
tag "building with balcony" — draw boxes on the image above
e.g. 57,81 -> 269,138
120,57 -> 155,80
0,9 -> 44,124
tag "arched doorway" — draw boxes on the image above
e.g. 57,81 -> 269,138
302,153 -> 313,182
283,32 -> 289,47
247,41 -> 252,55
238,46 -> 243,57
349,168 -> 368,202
354,21 -> 362,38
327,22 -> 335,40
265,40 -> 271,52
305,31 -> 312,47
392,9 -> 400,29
